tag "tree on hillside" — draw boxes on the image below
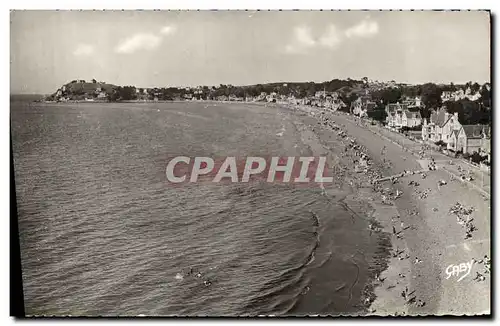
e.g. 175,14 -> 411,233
480,83 -> 491,108
372,88 -> 402,105
303,82 -> 316,98
107,87 -> 121,102
344,93 -> 359,109
400,84 -> 422,98
444,99 -> 490,125
367,106 -> 387,123
295,87 -> 307,99
122,86 -> 137,100
419,83 -> 442,119
471,82 -> 481,94
233,88 -> 245,98
106,86 -> 137,101
72,87 -> 85,96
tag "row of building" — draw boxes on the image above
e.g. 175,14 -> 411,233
350,93 -> 491,158
385,103 -> 490,157
385,98 -> 423,128
440,86 -> 484,103
300,91 -> 347,111
208,91 -> 348,111
350,94 -> 424,127
385,102 -> 490,157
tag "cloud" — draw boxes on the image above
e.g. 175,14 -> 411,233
115,25 -> 176,54
345,19 -> 379,38
160,25 -> 176,35
115,33 -> 162,54
294,26 -> 316,47
285,19 -> 379,54
319,25 -> 342,49
286,25 -> 342,53
285,26 -> 317,53
73,44 -> 94,56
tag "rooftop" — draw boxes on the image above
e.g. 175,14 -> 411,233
462,124 -> 487,139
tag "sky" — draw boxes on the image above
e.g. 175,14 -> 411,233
10,10 -> 491,94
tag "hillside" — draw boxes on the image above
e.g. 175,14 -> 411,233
45,80 -> 118,101
64,81 -> 116,94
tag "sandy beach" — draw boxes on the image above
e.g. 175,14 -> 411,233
288,104 -> 491,316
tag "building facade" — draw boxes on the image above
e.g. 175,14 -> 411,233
422,108 -> 460,143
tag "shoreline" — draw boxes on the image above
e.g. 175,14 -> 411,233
277,109 -> 393,316
289,106 -> 409,315
293,105 -> 490,315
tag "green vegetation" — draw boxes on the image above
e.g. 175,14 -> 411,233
463,151 -> 489,165
435,140 -> 447,148
444,99 -> 490,125
401,125 -> 422,132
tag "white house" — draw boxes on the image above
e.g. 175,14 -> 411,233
402,110 -> 422,128
422,108 -> 461,144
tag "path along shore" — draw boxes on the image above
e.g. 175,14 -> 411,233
288,104 -> 490,316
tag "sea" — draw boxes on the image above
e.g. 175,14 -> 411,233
11,100 -> 391,316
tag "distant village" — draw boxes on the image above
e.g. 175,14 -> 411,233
44,77 -> 491,164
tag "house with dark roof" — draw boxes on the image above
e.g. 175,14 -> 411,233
266,92 -> 277,103
385,102 -> 408,115
422,107 -> 461,143
402,110 -> 422,128
455,124 -> 490,154
441,111 -> 462,149
386,111 -> 396,127
351,96 -> 377,117
325,97 -> 346,112
257,92 -> 267,101
401,96 -> 423,110
448,129 -> 461,152
385,102 -> 414,128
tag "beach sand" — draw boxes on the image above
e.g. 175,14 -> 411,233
288,105 -> 491,316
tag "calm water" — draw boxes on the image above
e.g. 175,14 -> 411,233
11,101 -> 389,316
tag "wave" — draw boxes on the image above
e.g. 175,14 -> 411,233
242,210 -> 321,315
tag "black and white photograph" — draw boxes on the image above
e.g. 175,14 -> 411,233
10,9 -> 491,317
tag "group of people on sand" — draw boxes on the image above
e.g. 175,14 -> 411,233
428,157 -> 437,171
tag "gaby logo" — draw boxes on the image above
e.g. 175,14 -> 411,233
165,156 -> 334,185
